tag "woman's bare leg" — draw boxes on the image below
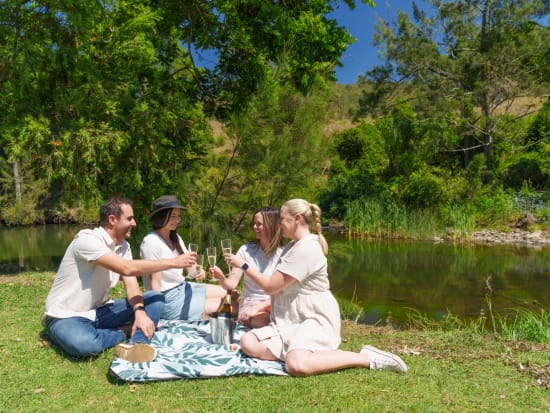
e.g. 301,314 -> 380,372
203,284 -> 227,316
240,331 -> 278,361
285,349 -> 369,377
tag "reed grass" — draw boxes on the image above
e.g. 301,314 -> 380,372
343,199 -> 487,241
404,293 -> 550,345
498,309 -> 550,343
344,199 -> 440,239
441,202 -> 477,240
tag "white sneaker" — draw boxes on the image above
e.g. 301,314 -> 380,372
114,343 -> 156,363
361,345 -> 407,373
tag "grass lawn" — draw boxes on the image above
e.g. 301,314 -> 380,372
1,272 -> 549,413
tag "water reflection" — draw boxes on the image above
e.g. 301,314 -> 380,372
0,226 -> 548,325
327,236 -> 550,325
0,225 -> 83,273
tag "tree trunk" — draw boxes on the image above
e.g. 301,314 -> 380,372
12,160 -> 22,203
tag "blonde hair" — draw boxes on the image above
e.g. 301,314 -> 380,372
283,199 -> 328,255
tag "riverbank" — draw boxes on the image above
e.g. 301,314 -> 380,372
469,229 -> 550,246
429,228 -> 550,247
327,224 -> 550,247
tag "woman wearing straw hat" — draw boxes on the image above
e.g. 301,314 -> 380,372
140,195 -> 226,320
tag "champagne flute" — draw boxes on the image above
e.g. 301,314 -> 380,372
185,243 -> 200,279
194,254 -> 205,281
206,246 -> 218,282
206,247 -> 217,267
221,239 -> 232,254
221,239 -> 232,271
187,253 -> 204,280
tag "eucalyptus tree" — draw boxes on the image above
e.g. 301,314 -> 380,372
357,0 -> 550,178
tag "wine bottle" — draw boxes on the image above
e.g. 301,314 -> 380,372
217,289 -> 232,315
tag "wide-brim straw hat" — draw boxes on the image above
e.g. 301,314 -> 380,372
148,195 -> 186,220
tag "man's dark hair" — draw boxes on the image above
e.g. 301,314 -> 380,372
99,197 -> 133,227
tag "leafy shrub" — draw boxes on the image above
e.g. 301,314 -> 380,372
472,190 -> 515,226
399,169 -> 448,209
503,152 -> 550,190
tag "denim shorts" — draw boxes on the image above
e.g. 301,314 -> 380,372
162,282 -> 207,320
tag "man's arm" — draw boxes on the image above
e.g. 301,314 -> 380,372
95,251 -> 195,277
121,276 -> 156,340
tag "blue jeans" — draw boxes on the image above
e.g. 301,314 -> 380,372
45,290 -> 164,358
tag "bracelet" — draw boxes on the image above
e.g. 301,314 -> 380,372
134,305 -> 146,312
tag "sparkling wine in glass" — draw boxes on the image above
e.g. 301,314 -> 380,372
206,246 -> 219,282
188,243 -> 199,253
194,254 -> 205,278
221,239 -> 232,255
206,247 -> 217,267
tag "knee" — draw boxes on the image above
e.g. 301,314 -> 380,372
57,334 -> 105,358
240,332 -> 260,358
144,290 -> 165,308
285,354 -> 309,377
144,290 -> 165,315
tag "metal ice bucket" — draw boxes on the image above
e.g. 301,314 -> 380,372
208,312 -> 237,345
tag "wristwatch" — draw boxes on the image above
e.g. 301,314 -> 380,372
241,262 -> 249,271
134,305 -> 146,312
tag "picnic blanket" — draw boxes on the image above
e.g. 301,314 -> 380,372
109,319 -> 288,382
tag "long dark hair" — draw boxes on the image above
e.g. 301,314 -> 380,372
150,208 -> 183,254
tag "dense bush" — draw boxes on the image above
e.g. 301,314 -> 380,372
399,168 -> 449,209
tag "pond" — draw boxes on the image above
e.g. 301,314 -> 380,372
1,225 -> 549,325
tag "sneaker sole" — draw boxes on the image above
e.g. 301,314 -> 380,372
114,343 -> 156,363
361,345 -> 408,373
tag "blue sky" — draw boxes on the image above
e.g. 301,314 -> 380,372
329,1 -> 417,84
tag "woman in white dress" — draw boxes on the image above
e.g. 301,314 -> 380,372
209,206 -> 285,328
140,195 -> 226,320
223,198 -> 408,376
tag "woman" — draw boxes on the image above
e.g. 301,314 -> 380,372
140,195 -> 226,320
209,206 -> 285,328
223,199 -> 407,376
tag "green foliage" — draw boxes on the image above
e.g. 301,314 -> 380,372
503,151 -> 550,191
399,168 -> 449,209
344,198 -> 441,239
1,0 -> 371,224
360,0 -> 550,174
472,189 -> 516,227
164,0 -> 366,116
439,202 -> 477,239
321,122 -> 388,219
526,97 -> 550,150
498,309 -> 550,343
185,71 -> 332,240
407,306 -> 550,344
376,105 -> 424,177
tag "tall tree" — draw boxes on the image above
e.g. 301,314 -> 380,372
156,0 -> 374,117
357,0 -> 550,176
188,70 -> 332,236
0,0 -> 374,223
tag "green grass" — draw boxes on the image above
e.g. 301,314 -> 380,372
498,309 -> 550,343
2,272 -> 549,413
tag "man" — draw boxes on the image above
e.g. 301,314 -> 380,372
42,197 -> 195,363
